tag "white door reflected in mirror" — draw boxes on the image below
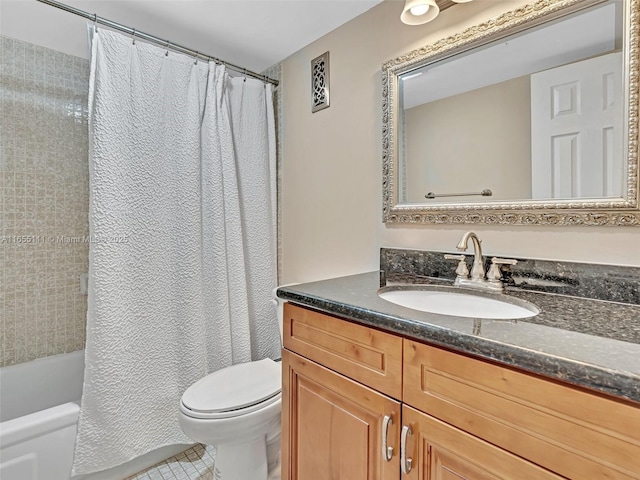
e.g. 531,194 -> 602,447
531,52 -> 623,199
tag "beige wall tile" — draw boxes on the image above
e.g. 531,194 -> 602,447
1,35 -> 89,367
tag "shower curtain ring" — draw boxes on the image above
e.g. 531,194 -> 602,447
165,41 -> 170,56
194,52 -> 199,65
132,29 -> 136,45
93,13 -> 98,31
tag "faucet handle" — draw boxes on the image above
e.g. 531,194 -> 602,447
444,254 -> 469,279
487,257 -> 518,283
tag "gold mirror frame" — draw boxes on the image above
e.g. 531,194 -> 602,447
382,0 -> 640,226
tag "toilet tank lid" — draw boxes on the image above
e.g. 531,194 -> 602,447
181,358 -> 281,413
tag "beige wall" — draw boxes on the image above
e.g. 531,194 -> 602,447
405,76 -> 532,203
280,0 -> 640,284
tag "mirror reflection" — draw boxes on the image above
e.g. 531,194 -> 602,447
398,1 -> 624,204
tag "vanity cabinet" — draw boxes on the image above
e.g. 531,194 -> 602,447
281,303 -> 640,480
281,303 -> 402,480
400,405 -> 562,480
404,341 -> 640,480
282,350 -> 400,480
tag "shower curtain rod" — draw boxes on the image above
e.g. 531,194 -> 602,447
36,0 -> 279,86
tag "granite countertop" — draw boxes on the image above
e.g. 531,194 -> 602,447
277,272 -> 640,404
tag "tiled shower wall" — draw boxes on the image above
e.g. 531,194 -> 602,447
1,35 -> 90,367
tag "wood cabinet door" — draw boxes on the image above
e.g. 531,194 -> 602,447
404,341 -> 640,479
400,405 -> 564,480
282,349 -> 401,480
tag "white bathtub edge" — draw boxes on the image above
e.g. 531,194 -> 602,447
0,402 -> 80,450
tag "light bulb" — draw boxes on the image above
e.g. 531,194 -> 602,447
401,0 -> 439,25
409,3 -> 430,16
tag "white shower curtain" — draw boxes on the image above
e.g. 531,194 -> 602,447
72,28 -> 280,475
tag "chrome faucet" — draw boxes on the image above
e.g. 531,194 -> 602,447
444,231 -> 517,293
456,231 -> 485,281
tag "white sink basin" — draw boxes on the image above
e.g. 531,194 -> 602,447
378,287 -> 539,319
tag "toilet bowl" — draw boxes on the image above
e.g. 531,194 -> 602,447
179,287 -> 289,480
179,358 -> 282,480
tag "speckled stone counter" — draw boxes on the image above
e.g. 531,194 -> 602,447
277,271 -> 640,404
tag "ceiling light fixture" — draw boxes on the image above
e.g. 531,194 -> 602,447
400,0 -> 439,25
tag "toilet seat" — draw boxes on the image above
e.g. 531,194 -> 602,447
180,358 -> 281,420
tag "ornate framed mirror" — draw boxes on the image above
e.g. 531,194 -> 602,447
382,0 -> 639,226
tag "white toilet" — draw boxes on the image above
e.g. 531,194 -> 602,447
178,293 -> 285,480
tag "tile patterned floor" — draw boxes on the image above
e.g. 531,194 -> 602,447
125,443 -> 281,480
125,444 -> 217,480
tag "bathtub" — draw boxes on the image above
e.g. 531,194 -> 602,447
0,351 -> 191,480
0,350 -> 84,480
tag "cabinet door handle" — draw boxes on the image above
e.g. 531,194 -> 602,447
382,414 -> 393,461
400,424 -> 413,474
